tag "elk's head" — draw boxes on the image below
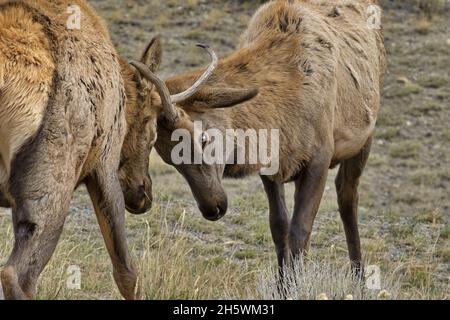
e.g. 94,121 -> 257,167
132,44 -> 258,221
119,37 -> 163,214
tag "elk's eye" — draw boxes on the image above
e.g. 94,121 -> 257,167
119,158 -> 127,170
201,132 -> 210,148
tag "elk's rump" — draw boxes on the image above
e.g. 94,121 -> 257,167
0,0 -> 126,186
0,5 -> 55,186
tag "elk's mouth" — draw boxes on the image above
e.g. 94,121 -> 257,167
126,204 -> 151,215
123,181 -> 153,215
200,203 -> 227,221
125,192 -> 152,215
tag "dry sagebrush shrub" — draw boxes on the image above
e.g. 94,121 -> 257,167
248,257 -> 402,300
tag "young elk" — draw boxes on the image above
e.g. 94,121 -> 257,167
0,0 -> 216,299
132,0 -> 387,276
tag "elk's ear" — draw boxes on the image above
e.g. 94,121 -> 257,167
186,87 -> 259,110
140,36 -> 162,72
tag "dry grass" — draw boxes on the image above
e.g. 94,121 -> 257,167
1,189 -> 447,300
415,16 -> 432,34
416,0 -> 446,20
249,258 -> 402,300
136,207 -> 251,300
387,0 -> 446,20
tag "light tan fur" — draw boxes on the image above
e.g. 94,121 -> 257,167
0,6 -> 55,186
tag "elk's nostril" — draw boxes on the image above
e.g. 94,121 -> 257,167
217,203 -> 227,216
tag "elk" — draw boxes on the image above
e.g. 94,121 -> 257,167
132,0 -> 387,276
0,0 -> 217,299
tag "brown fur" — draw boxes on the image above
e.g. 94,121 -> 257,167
0,5 -> 55,186
155,0 -> 386,274
0,0 -> 161,299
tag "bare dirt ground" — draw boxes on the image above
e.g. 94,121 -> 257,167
0,0 -> 449,299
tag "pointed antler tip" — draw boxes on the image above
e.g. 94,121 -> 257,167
196,43 -> 209,49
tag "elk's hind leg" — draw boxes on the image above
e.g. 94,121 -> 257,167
1,141 -> 78,299
290,152 -> 332,259
1,197 -> 73,299
335,137 -> 372,278
86,168 -> 139,300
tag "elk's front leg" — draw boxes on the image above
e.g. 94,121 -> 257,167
261,176 -> 289,271
85,169 -> 139,300
290,153 -> 332,259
